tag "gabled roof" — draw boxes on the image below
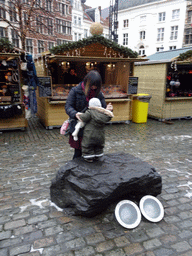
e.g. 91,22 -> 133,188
135,47 -> 192,65
119,0 -> 160,10
50,35 -> 138,58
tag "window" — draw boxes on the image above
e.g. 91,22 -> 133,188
170,26 -> 178,40
11,30 -> 19,48
157,28 -> 164,41
140,31 -> 145,40
48,42 -> 54,50
38,40 -> 44,53
139,45 -> 145,56
169,46 -> 176,50
0,27 -> 6,38
57,39 -> 67,45
74,33 -> 77,41
185,28 -> 192,44
67,22 -> 71,35
79,34 -> 81,40
9,2 -> 17,22
156,46 -> 164,52
140,15 -> 146,23
123,33 -> 128,45
35,0 -> 41,7
74,16 -> 77,25
123,19 -> 129,28
26,39 -> 33,54
36,16 -> 43,33
188,11 -> 192,23
158,12 -> 165,22
0,0 -> 6,19
47,18 -> 53,35
84,29 -> 88,38
23,12 -> 29,25
56,19 -> 64,34
172,9 -> 180,20
45,0 -> 52,11
78,17 -> 81,26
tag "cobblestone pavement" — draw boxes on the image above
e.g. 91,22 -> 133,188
0,116 -> 192,256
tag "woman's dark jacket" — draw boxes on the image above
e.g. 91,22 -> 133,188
65,82 -> 106,136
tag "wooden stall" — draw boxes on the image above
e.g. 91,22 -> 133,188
134,49 -> 192,121
0,53 -> 27,130
35,36 -> 145,129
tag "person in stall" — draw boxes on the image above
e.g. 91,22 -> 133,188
65,69 -> 113,159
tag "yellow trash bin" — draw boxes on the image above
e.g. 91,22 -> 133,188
132,94 -> 151,123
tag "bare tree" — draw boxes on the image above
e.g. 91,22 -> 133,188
0,0 -> 56,50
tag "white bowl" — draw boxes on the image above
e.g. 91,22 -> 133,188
115,200 -> 141,229
139,195 -> 164,222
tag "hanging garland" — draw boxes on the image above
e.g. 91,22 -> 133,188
50,35 -> 138,58
177,50 -> 192,61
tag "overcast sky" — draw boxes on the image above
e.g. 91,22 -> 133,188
85,0 -> 110,9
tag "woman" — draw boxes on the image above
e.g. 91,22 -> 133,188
65,70 -> 113,159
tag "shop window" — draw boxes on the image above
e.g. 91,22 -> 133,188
140,31 -> 145,40
38,40 -> 44,53
166,64 -> 192,98
157,28 -> 164,41
26,39 -> 33,54
123,33 -> 128,45
158,12 -> 165,22
11,29 -> 19,48
123,19 -> 129,28
172,9 -> 180,20
170,26 -> 178,40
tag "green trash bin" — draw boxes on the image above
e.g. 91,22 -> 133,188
132,94 -> 152,123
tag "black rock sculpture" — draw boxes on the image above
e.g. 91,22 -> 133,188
50,153 -> 162,217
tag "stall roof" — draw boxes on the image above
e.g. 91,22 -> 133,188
135,47 -> 192,65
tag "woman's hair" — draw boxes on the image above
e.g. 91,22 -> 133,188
83,70 -> 102,96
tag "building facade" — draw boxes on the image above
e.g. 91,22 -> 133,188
0,0 -> 109,57
118,0 -> 187,56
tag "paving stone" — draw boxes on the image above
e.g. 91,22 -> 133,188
171,241 -> 191,252
4,219 -> 26,230
123,243 -> 143,255
9,244 -> 31,256
27,214 -> 48,224
96,240 -> 115,253
0,117 -> 192,256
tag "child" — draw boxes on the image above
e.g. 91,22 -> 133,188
76,97 -> 114,162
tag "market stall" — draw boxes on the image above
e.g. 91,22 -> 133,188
0,52 -> 27,130
134,48 -> 192,121
35,34 -> 146,129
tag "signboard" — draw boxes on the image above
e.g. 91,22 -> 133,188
38,76 -> 52,97
128,77 -> 138,94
